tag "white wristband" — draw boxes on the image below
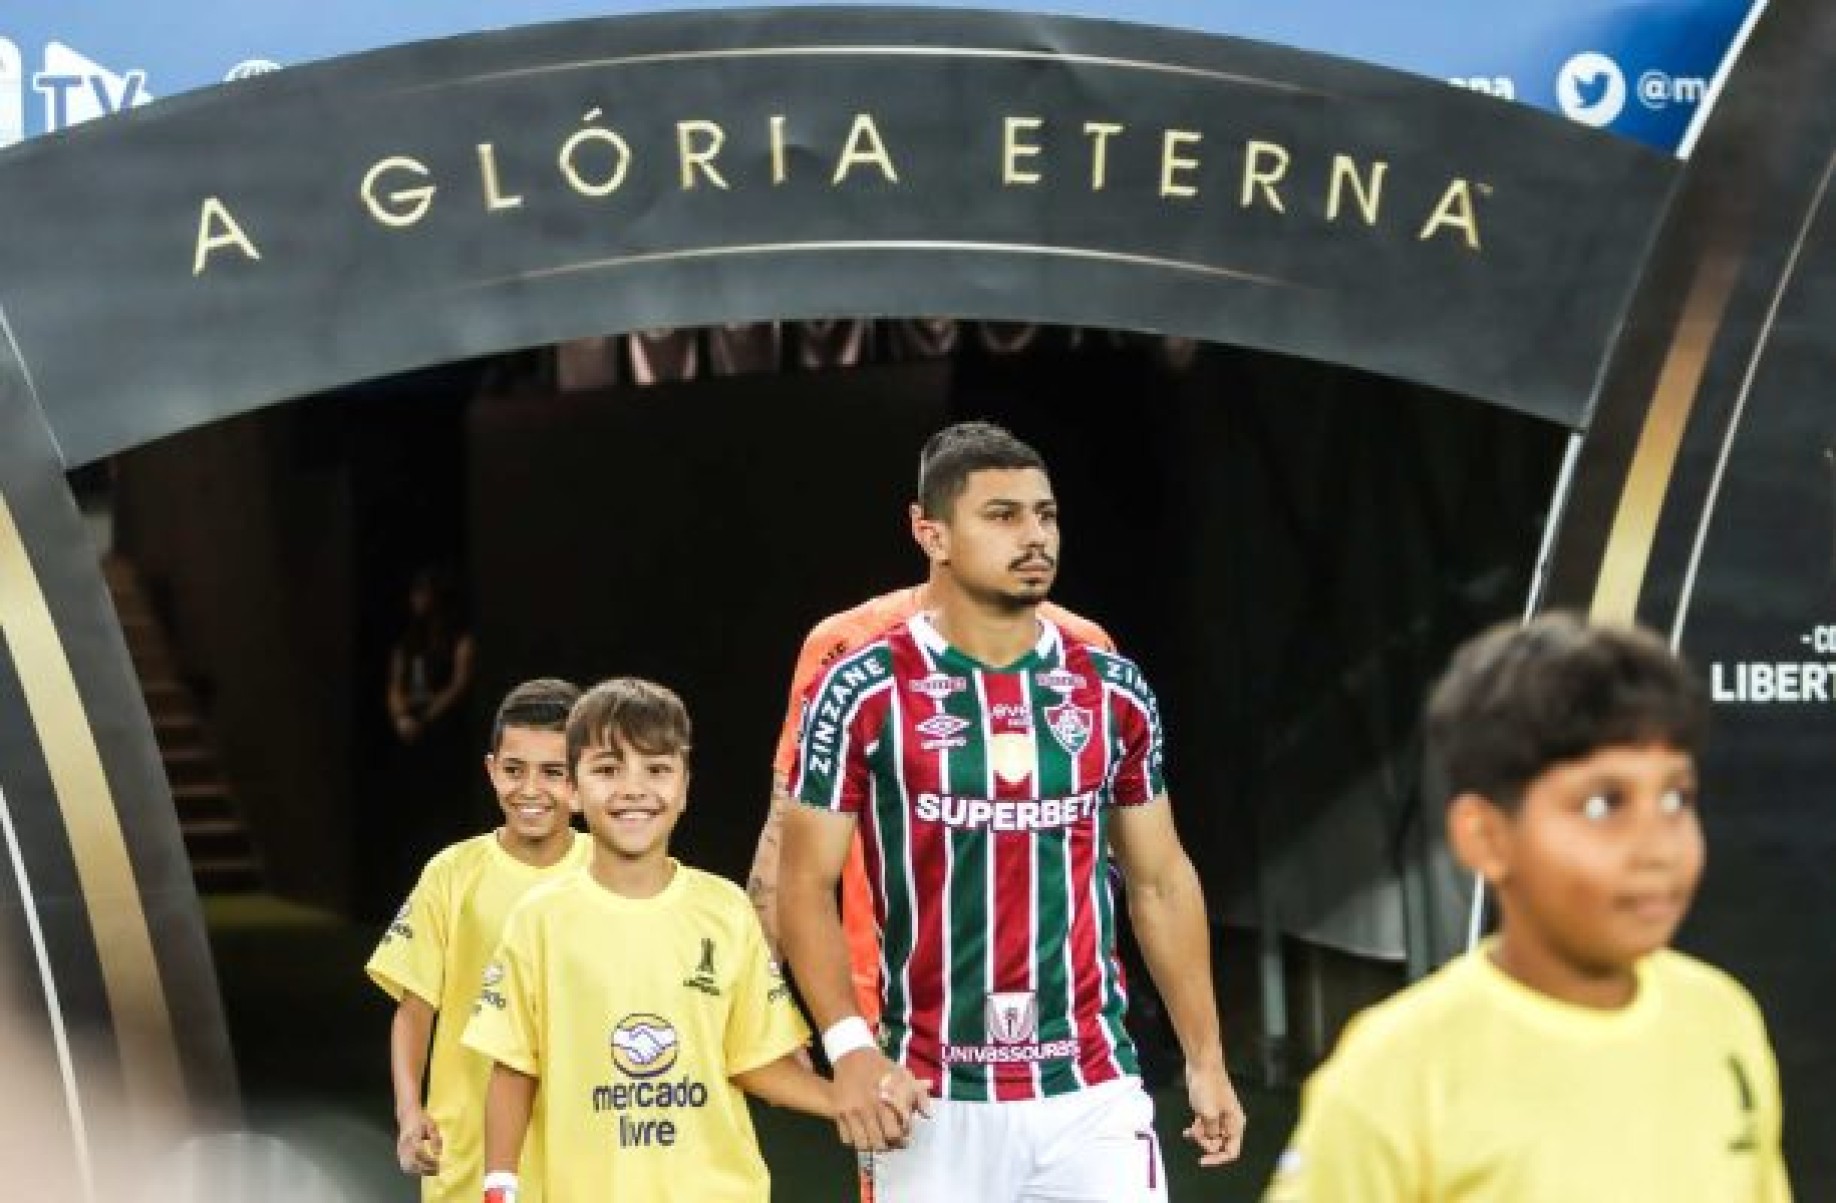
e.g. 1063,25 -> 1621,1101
822,1015 -> 876,1064
483,1171 -> 519,1202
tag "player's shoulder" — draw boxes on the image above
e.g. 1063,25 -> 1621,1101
1075,640 -> 1153,696
805,631 -> 899,701
1039,602 -> 1115,653
801,588 -> 921,656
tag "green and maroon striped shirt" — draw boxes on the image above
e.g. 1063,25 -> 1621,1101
792,614 -> 1165,1101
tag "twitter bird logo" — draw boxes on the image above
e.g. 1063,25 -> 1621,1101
1557,51 -> 1626,127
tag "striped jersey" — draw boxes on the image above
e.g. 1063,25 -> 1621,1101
770,585 -> 1116,1026
792,612 -> 1164,1102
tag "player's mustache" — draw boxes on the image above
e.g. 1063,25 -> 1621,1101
1010,553 -> 1056,570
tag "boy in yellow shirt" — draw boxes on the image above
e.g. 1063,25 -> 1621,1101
367,678 -> 592,1203
1265,613 -> 1791,1203
465,678 -> 905,1203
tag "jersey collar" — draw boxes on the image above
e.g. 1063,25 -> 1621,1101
909,611 -> 1060,672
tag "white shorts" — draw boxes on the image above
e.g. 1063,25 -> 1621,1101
868,1076 -> 1168,1203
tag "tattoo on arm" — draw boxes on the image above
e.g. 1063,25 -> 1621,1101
749,782 -> 795,953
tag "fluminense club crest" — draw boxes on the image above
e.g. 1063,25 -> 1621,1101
1045,700 -> 1092,755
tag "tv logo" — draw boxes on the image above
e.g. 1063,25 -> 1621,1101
29,40 -> 154,136
1556,51 -> 1626,128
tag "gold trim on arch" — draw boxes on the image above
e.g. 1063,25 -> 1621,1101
441,237 -> 1311,296
0,491 -> 184,1119
1588,249 -> 1742,622
409,44 -> 1324,97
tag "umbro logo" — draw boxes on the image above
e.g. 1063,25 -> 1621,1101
916,714 -> 970,739
916,712 -> 970,751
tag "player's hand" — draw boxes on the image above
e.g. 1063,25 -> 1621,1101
394,713 -> 421,743
396,1108 -> 442,1175
1181,1059 -> 1245,1167
878,1068 -> 935,1126
831,1048 -> 922,1152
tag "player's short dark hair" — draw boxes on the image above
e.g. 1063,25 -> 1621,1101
567,678 -> 693,767
916,421 -> 1047,518
1424,612 -> 1708,812
490,677 -> 581,753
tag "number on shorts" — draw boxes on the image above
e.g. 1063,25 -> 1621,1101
1135,1130 -> 1158,1189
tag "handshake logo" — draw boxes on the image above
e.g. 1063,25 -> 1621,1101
611,1013 -> 682,1079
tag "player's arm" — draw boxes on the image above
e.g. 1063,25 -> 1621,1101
781,805 -> 927,1151
1110,797 -> 1246,1167
750,622 -> 839,956
745,770 -> 794,957
482,1061 -> 537,1177
389,991 -> 442,1175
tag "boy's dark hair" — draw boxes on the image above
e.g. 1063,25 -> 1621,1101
490,678 -> 581,753
1424,612 -> 1708,811
916,421 -> 1047,518
567,678 -> 693,767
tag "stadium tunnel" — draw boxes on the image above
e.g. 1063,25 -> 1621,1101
101,315 -> 1561,1065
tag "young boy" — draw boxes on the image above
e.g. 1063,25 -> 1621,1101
1264,613 -> 1792,1202
464,678 -> 882,1203
367,678 -> 592,1203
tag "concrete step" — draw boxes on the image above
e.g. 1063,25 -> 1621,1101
163,756 -> 222,791
190,856 -> 265,895
104,552 -> 268,896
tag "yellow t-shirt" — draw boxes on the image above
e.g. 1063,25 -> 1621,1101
461,862 -> 810,1203
366,831 -> 590,1203
1264,945 -> 1791,1203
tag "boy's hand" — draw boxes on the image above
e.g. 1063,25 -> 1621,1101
396,1108 -> 443,1175
832,1048 -> 923,1151
1181,1061 -> 1245,1167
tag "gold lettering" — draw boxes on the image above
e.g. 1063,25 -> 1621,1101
191,196 -> 261,277
1240,140 -> 1289,212
361,157 -> 436,228
476,143 -> 524,212
677,119 -> 730,190
1003,116 -> 1043,186
1083,122 -> 1123,191
1418,179 -> 1485,250
770,114 -> 789,185
559,111 -> 633,198
1159,130 -> 1202,199
1326,155 -> 1386,225
832,114 -> 899,185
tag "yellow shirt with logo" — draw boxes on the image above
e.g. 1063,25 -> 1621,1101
461,862 -> 810,1203
366,831 -> 590,1203
1264,945 -> 1791,1203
